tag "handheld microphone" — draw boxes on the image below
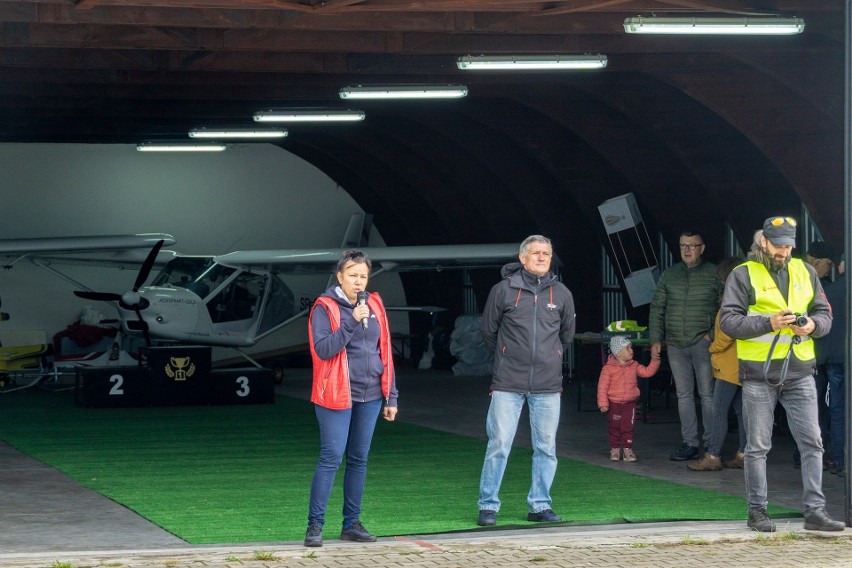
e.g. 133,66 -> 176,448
356,291 -> 369,330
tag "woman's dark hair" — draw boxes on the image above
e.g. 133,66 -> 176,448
335,249 -> 372,274
717,256 -> 744,283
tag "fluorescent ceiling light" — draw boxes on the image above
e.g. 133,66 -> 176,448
188,127 -> 288,139
339,85 -> 468,99
253,108 -> 366,122
457,54 -> 607,70
137,141 -> 227,152
623,16 -> 805,35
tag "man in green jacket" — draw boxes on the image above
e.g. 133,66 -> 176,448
649,230 -> 723,461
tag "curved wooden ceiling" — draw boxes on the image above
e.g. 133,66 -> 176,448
0,1 -> 843,324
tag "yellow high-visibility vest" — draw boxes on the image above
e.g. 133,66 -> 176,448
736,259 -> 815,362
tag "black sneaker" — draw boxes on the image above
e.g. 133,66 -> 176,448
747,508 -> 776,533
340,520 -> 377,542
477,509 -> 496,526
304,522 -> 323,547
803,508 -> 845,531
829,464 -> 846,477
669,443 -> 700,461
527,508 -> 562,522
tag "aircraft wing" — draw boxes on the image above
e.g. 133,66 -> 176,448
213,243 -> 527,273
0,234 -> 177,267
0,234 -> 175,255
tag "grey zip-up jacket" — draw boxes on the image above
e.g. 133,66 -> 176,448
480,263 -> 576,394
719,255 -> 831,383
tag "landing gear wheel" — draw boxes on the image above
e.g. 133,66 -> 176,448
272,364 -> 284,385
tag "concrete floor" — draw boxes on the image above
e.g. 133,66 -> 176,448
0,363 -> 848,556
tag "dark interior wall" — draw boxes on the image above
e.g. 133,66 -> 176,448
279,31 -> 843,329
1,3 -> 842,334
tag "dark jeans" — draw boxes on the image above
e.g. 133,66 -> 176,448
667,339 -> 714,447
706,379 -> 744,457
823,363 -> 846,464
308,398 -> 383,528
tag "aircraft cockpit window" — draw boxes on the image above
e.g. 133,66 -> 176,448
151,258 -> 233,300
207,272 -> 264,324
257,275 -> 296,335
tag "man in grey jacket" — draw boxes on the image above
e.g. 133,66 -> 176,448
649,230 -> 722,461
720,216 -> 843,532
476,235 -> 575,527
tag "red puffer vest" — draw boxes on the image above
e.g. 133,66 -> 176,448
308,293 -> 394,410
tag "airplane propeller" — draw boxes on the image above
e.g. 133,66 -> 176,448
74,239 -> 165,346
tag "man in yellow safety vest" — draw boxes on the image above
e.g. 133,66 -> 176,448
719,216 -> 844,533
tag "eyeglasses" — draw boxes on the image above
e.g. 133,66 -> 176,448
679,243 -> 704,250
769,217 -> 797,227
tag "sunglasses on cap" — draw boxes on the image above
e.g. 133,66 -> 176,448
769,217 -> 797,227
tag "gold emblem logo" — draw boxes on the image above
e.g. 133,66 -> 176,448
165,356 -> 196,381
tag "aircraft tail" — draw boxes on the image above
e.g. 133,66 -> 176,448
340,213 -> 373,248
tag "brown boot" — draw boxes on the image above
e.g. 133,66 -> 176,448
687,453 -> 721,471
723,451 -> 745,469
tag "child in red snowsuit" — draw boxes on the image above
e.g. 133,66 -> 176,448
597,335 -> 660,462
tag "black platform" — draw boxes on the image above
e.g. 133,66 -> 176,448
75,346 -> 274,407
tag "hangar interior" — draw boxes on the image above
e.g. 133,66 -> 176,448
0,1 -> 845,359
0,1 -> 850,551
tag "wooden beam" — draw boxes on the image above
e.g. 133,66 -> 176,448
75,0 -> 104,10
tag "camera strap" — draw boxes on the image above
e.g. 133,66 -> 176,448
762,332 -> 801,387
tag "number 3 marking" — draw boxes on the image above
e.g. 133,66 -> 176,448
236,376 -> 250,397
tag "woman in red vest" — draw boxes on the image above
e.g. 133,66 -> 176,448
304,249 -> 398,548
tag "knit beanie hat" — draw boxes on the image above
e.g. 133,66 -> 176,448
609,335 -> 631,356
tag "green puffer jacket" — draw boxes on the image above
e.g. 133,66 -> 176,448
648,260 -> 722,348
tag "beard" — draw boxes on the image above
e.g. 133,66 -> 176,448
763,248 -> 790,271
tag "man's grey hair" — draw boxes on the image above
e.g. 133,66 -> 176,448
520,235 -> 552,255
750,229 -> 774,269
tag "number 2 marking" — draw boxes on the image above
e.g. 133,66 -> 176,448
109,374 -> 124,395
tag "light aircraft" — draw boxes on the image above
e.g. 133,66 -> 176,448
0,225 -> 519,369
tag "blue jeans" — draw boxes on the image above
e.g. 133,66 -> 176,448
478,391 -> 560,513
308,398 -> 383,528
667,339 -> 714,447
823,363 -> 846,465
706,379 -> 744,457
742,377 -> 826,512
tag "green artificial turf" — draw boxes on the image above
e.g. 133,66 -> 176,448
0,389 -> 795,543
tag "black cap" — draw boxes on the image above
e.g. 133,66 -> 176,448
762,216 -> 796,247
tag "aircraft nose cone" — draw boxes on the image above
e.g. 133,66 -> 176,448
119,291 -> 150,312
121,291 -> 142,307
